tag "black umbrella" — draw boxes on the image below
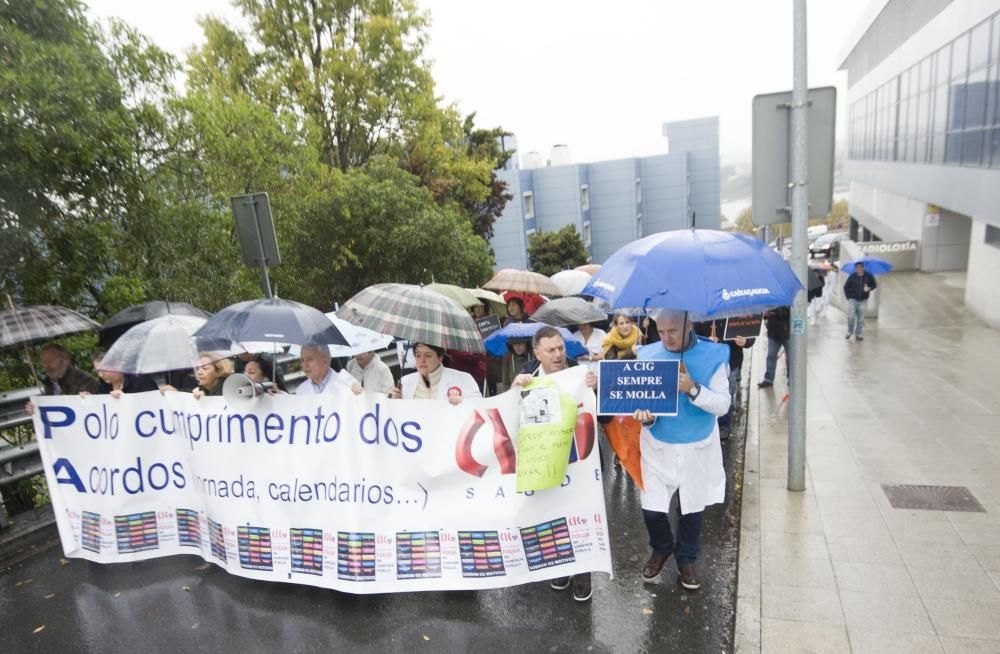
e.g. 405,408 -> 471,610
99,301 -> 211,347
193,298 -> 349,347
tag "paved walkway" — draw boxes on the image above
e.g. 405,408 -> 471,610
737,271 -> 1000,653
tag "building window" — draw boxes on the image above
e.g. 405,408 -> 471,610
987,224 -> 1000,248
635,178 -> 642,203
522,192 -> 534,218
580,185 -> 589,211
583,222 -> 592,247
636,213 -> 643,238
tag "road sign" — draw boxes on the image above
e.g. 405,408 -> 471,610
752,86 -> 836,225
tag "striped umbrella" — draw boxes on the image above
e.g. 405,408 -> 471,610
0,303 -> 99,350
339,283 -> 484,353
484,269 -> 562,296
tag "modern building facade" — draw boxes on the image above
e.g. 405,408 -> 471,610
840,0 -> 1000,328
490,117 -> 720,270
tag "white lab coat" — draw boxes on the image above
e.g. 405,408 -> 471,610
639,364 -> 729,515
400,366 -> 483,400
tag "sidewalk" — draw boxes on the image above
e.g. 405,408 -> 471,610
736,271 -> 1000,654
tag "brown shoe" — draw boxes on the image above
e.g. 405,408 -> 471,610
641,552 -> 672,581
678,564 -> 700,590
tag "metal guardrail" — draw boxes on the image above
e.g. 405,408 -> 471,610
0,387 -> 41,529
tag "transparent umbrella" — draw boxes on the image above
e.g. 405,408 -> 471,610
99,315 -> 240,374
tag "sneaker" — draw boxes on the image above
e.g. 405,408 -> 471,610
678,564 -> 701,591
845,333 -> 852,339
856,335 -> 864,341
550,576 -> 571,591
572,573 -> 592,602
720,427 -> 731,441
757,380 -> 773,388
641,552 -> 672,581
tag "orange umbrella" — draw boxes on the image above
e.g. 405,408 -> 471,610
575,264 -> 601,275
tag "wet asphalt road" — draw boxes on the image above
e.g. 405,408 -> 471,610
1,406 -> 746,654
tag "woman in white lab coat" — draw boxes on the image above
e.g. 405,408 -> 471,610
391,343 -> 482,404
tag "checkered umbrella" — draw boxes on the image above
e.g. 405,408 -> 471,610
339,283 -> 484,353
483,269 -> 562,296
0,304 -> 100,350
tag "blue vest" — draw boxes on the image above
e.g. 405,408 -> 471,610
637,336 -> 730,444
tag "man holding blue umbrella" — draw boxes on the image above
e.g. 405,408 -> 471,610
843,262 -> 878,341
631,308 -> 731,592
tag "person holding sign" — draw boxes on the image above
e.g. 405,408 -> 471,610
391,343 -> 481,404
632,308 -> 730,592
511,325 -> 598,603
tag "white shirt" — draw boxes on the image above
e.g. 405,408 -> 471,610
295,368 -> 355,395
570,328 -> 607,357
346,356 -> 394,395
639,363 -> 730,515
400,366 -> 482,401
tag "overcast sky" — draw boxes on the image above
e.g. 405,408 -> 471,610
85,0 -> 876,166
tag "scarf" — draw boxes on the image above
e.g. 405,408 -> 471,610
602,324 -> 641,358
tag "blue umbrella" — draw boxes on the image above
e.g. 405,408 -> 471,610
483,322 -> 588,358
579,229 -> 803,318
840,255 -> 894,276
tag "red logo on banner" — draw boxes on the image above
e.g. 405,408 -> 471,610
455,404 -> 595,477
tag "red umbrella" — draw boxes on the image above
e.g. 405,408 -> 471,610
501,291 -> 547,316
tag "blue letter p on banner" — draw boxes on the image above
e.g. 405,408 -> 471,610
38,405 -> 77,439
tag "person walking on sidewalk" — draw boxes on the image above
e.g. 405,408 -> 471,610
843,262 -> 877,340
757,307 -> 790,389
631,308 -> 731,591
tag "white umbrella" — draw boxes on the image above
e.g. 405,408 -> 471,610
550,270 -> 592,296
246,312 -> 393,358
99,315 -> 241,374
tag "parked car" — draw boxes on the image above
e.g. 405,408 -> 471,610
809,232 -> 849,258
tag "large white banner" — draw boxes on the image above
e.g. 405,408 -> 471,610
32,367 -> 611,593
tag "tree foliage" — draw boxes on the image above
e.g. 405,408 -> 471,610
527,226 -> 590,277
1,0 -> 507,333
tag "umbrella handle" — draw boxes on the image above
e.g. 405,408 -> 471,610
6,293 -> 44,394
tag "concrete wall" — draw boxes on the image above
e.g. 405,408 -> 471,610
588,158 -> 640,263
921,208 -> 972,271
531,165 -> 585,235
640,154 -> 689,234
492,169 -> 528,270
665,117 -> 721,228
966,221 -> 1000,328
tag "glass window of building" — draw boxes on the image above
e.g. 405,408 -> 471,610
522,192 -> 534,218
580,185 -> 589,211
970,19 -> 991,72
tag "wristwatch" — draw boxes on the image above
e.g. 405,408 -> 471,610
688,383 -> 701,401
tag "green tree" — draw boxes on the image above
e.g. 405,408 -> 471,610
292,157 -> 493,308
527,226 -> 590,276
735,207 -> 755,235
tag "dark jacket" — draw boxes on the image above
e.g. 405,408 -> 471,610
43,365 -> 100,396
694,319 -> 756,371
763,307 -> 791,342
99,375 -> 159,394
844,272 -> 877,301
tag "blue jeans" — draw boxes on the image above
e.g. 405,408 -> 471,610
764,337 -> 787,383
847,299 -> 867,335
643,507 -> 704,566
